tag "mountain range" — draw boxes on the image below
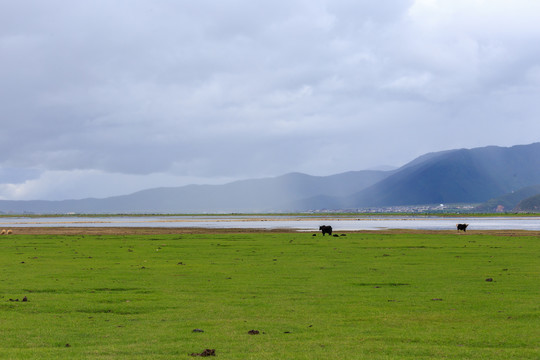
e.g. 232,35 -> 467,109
1,142 -> 540,214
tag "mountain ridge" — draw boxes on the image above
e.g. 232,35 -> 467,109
1,142 -> 539,214
475,184 -> 540,212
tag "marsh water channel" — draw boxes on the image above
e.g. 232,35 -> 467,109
1,215 -> 540,231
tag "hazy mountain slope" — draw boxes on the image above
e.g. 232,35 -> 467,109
513,193 -> 540,212
346,143 -> 540,208
102,170 -> 391,213
474,184 -> 540,212
0,170 -> 390,214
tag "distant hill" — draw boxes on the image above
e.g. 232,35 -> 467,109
343,143 -> 540,208
0,170 -> 391,214
474,184 -> 540,212
1,142 -> 540,214
513,193 -> 540,212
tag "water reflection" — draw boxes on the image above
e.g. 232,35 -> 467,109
0,215 -> 539,231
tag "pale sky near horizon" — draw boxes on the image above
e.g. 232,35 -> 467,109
1,0 -> 540,200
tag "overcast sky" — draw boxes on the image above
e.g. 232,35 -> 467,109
1,0 -> 540,200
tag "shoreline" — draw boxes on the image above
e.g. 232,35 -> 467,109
4,227 -> 540,236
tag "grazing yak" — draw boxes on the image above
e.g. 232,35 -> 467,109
319,225 -> 333,236
456,223 -> 469,232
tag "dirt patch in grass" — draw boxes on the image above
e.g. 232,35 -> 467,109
7,227 -> 540,236
8,227 -> 295,235
190,348 -> 215,357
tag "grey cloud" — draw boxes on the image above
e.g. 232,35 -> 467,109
0,167 -> 41,184
1,1 -> 540,200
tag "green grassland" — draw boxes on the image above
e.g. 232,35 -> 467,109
1,231 -> 539,359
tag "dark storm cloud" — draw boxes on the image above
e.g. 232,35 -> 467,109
1,0 -> 540,199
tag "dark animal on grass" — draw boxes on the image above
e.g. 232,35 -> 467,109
456,223 -> 468,232
319,225 -> 332,236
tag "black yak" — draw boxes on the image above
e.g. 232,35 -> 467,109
319,225 -> 333,236
456,223 -> 469,232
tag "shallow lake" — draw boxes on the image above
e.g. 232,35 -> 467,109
1,215 -> 539,231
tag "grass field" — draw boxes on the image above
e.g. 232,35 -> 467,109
1,230 -> 539,359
